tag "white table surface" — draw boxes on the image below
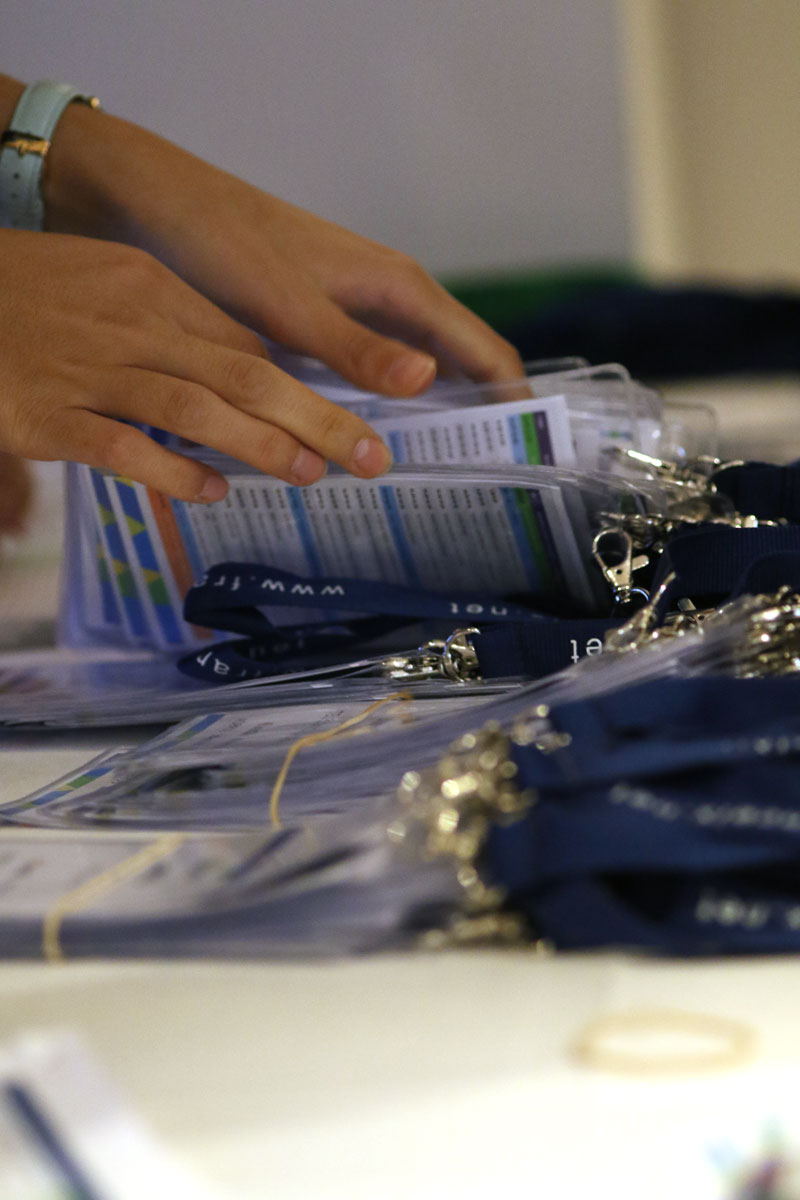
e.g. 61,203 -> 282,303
3,382 -> 800,1198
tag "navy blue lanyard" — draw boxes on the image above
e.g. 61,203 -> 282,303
651,526 -> 800,607
511,675 -> 800,791
183,563 -> 543,629
177,616 -> 621,683
179,563 -> 619,682
713,461 -> 800,522
483,675 -> 800,954
178,458 -> 800,686
178,537 -> 800,684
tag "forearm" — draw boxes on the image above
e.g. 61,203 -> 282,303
1,71 -> 523,387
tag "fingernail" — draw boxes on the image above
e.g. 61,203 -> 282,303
387,352 -> 437,393
351,437 -> 392,477
198,475 -> 228,503
289,447 -> 327,486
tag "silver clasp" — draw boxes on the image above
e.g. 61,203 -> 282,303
388,721 -> 537,946
615,449 -> 745,489
591,528 -> 650,608
612,450 -> 778,532
381,627 -> 481,683
603,585 -> 800,676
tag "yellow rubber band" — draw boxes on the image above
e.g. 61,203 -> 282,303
41,691 -> 415,959
42,832 -> 186,963
269,691 -> 413,828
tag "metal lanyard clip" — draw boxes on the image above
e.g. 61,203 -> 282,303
616,449 -> 744,489
591,528 -> 650,608
604,584 -> 800,676
381,628 -> 481,683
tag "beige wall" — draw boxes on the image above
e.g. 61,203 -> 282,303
618,0 -> 800,283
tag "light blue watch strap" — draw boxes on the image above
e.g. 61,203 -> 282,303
0,80 -> 100,231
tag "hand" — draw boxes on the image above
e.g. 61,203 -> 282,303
0,229 -> 406,502
45,98 -> 524,393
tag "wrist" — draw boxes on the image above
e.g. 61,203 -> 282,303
44,105 -> 180,246
43,100 -> 120,236
0,79 -> 101,231
0,73 -> 123,237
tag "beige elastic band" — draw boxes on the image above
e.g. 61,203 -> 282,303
572,1007 -> 757,1075
269,691 -> 413,828
42,691 -> 415,959
42,832 -> 187,963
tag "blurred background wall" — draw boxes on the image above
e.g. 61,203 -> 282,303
7,0 -> 800,284
619,0 -> 800,285
4,0 -> 632,276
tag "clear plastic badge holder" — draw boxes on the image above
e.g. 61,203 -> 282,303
12,582 -> 785,838
0,647 -> 510,729
264,346 -> 589,408
45,353 -> 719,723
132,357 -> 688,466
56,459 -> 674,656
0,812 -> 463,960
4,588 -> 800,964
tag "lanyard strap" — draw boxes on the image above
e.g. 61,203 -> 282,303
469,619 -> 615,678
511,675 -> 800,791
501,869 -> 800,955
178,622 -> 408,682
179,518 -> 800,685
179,563 -> 623,682
482,674 -> 800,954
183,563 -> 544,630
180,562 -> 621,683
177,615 -> 622,683
651,526 -> 800,606
714,461 -> 800,522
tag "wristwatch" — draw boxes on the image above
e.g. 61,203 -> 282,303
0,80 -> 100,231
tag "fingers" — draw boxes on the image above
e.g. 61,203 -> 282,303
269,266 -> 522,392
96,366 -> 329,486
112,235 -> 519,398
276,295 -> 438,397
110,337 -> 394,479
370,271 -> 525,384
35,408 -> 230,503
